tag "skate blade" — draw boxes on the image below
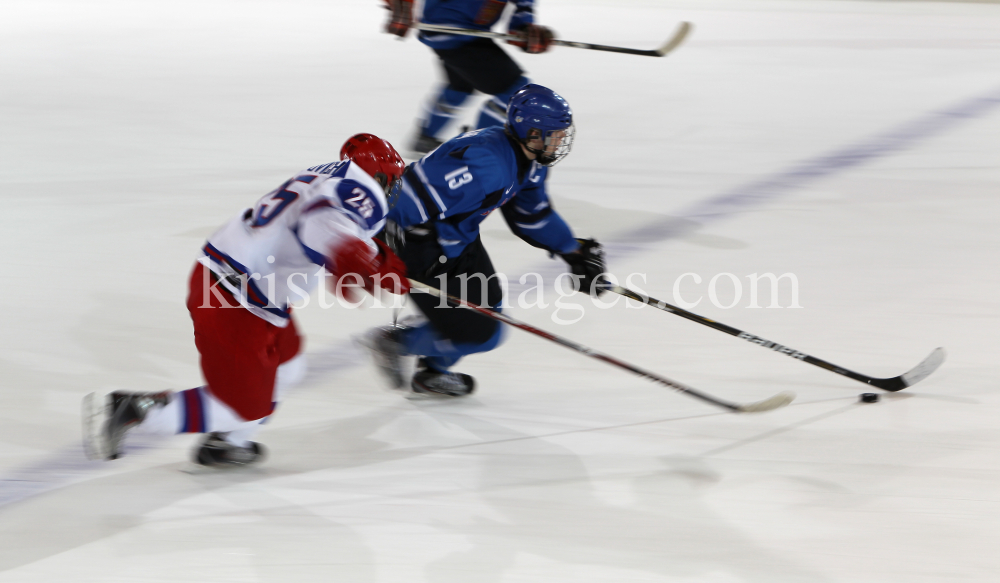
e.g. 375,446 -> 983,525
405,390 -> 451,401
180,461 -> 267,475
81,392 -> 107,460
180,462 -> 222,475
406,387 -> 471,400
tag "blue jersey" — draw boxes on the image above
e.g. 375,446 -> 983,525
419,0 -> 536,50
389,126 -> 578,259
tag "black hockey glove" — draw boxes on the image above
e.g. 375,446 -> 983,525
376,219 -> 406,254
559,238 -> 607,297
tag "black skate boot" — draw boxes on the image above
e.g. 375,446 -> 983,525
194,433 -> 265,468
411,132 -> 443,156
103,391 -> 171,460
360,326 -> 408,390
411,361 -> 475,397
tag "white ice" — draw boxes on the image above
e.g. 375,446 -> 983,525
1,0 -> 999,581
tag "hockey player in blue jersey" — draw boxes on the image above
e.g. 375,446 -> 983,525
383,0 -> 556,154
363,83 -> 606,397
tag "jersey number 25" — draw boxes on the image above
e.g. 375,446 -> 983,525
344,188 -> 375,219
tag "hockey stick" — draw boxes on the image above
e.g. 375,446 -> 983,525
414,21 -> 692,58
603,284 -> 945,392
408,278 -> 794,413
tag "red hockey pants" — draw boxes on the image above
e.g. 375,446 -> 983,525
186,263 -> 301,420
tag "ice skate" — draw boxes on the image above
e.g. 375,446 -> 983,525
194,433 -> 265,468
359,325 -> 408,390
411,364 -> 475,397
83,391 -> 170,460
410,132 -> 443,156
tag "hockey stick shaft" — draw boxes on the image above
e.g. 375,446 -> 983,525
407,279 -> 793,413
414,22 -> 692,57
604,284 -> 944,391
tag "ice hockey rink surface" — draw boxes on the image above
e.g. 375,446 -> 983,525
1,0 -> 998,581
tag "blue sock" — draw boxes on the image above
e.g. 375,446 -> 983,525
422,87 -> 471,139
400,321 -> 505,372
475,76 -> 530,129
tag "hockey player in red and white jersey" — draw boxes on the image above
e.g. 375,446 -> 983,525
83,133 -> 409,468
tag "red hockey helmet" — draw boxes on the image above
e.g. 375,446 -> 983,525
340,133 -> 405,201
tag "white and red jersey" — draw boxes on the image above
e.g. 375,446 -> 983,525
199,160 -> 389,326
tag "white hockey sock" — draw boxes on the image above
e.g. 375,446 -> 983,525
134,395 -> 183,435
222,422 -> 265,448
274,354 -> 307,403
136,386 -> 261,437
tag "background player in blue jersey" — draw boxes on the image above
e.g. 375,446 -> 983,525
383,0 -> 556,154
363,84 -> 605,397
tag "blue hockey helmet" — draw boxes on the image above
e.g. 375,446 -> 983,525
506,84 -> 575,167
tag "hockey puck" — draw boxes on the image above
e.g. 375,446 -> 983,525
859,393 -> 879,403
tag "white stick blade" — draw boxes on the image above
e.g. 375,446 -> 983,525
738,391 -> 796,413
900,347 -> 946,388
656,21 -> 693,56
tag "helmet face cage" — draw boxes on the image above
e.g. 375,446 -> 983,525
373,171 -> 403,209
523,124 -> 575,167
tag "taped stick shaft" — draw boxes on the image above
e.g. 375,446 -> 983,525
605,284 -> 944,391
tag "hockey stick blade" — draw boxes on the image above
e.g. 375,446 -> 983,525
605,284 -> 947,392
655,21 -> 692,56
738,391 -> 796,413
414,22 -> 692,58
408,279 -> 793,414
867,347 -> 946,391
